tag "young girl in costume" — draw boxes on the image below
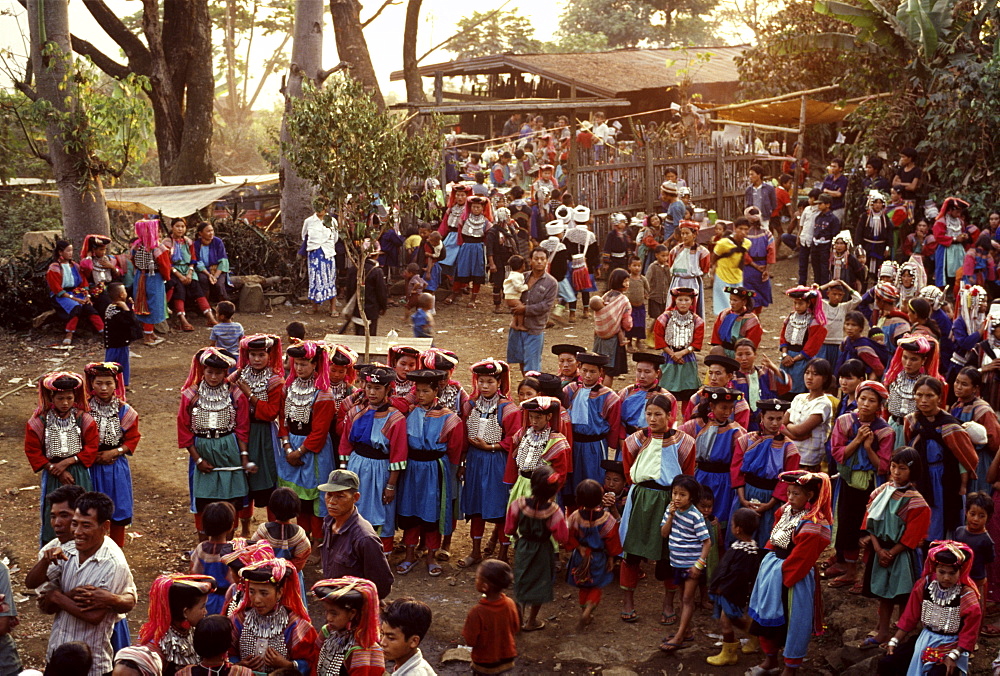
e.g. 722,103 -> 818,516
189,501 -> 236,614
131,219 -> 171,345
904,376 -> 978,541
504,464 -> 569,632
138,573 -> 216,676
617,352 -> 675,437
857,190 -> 893,285
565,205 -> 600,320
779,286 -> 828,396
231,334 -> 284,537
782,359 -> 834,471
503,395 -> 571,506
624,255 -> 649,351
653,286 -> 703,401
747,471 -> 832,676
684,354 -> 752,430
867,281 -> 911,352
886,335 -> 943,448
829,230 -> 866,291
164,218 -> 218,330
338,365 -> 407,555
950,367 -> 1000,494
618,394 -> 697,623
835,310 -> 888,379
446,195 -> 493,308
47,239 -> 105,345
879,540 -> 982,676
566,479 -> 623,628
230,558 -> 319,673
83,361 -> 139,547
327,343 -> 359,421
250,488 -> 311,601
395,369 -> 465,577
311,577 -> 385,676
679,387 -> 746,533
666,221 -> 711,317
438,182 -> 470,285
563,352 -> 623,498
278,340 -> 335,543
79,233 -> 121,315
934,196 -> 977,288
740,209 -> 775,312
861,447 -> 931,646
731,399 -> 799,548
387,345 -> 420,413
174,615 -> 252,676
178,348 -> 250,537
896,258 -> 927,309
732,339 -> 791,428
24,372 -> 97,545
829,380 -> 895,590
711,286 -> 761,358
421,347 -> 470,414
459,359 -> 520,568
592,269 -> 633,383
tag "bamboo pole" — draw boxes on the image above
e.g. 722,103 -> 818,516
706,84 -> 842,114
708,119 -> 799,134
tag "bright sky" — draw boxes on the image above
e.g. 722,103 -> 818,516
0,0 -> 565,107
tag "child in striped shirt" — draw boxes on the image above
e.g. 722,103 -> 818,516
209,300 -> 244,357
659,474 -> 712,653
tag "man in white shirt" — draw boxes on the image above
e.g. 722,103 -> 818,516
39,492 -> 137,676
781,188 -> 822,285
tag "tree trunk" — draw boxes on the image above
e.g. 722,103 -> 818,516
28,0 -> 110,249
329,0 -> 385,110
402,0 -> 428,105
280,0 -> 324,237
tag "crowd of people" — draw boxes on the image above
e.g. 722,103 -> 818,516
13,143 -> 1000,676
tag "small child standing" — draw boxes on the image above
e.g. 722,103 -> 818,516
502,254 -> 528,330
646,245 -> 671,321
411,293 -> 435,339
659,474 -> 712,653
697,485 -> 722,609
189,501 -> 236,614
380,597 -> 435,675
954,492 -> 996,634
462,560 -> 519,675
624,256 -> 650,351
601,459 -> 627,522
566,479 -> 623,628
403,263 -> 428,309
103,281 -> 136,385
504,465 -> 569,632
175,614 -> 253,676
705,507 -> 762,667
251,487 -> 312,570
209,300 -> 244,356
286,320 -> 306,341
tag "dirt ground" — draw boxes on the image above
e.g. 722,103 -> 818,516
1,255 -> 997,675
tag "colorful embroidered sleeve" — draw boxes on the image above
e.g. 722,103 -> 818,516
653,312 -> 669,350
781,520 -> 830,587
974,401 -> 1000,450
958,588 -> 983,651
252,375 -> 285,422
743,314 -> 763,348
442,411 -> 466,465
545,434 -> 572,484
120,404 -> 141,454
601,515 -> 624,557
301,392 -> 335,453
691,316 -> 705,351
898,490 -> 930,549
502,430 -> 523,485
710,312 -> 725,346
942,421 -> 979,476
602,391 -> 622,451
346,646 -> 386,676
177,388 -> 195,448
620,431 -> 643,483
801,323 -> 828,359
232,390 -> 250,445
498,400 -> 522,453
385,409 -> 409,471
677,432 -> 697,476
549,508 -> 570,545
698,245 -> 711,274
284,614 -> 320,675
46,265 -> 64,295
24,417 -> 47,472
830,413 -> 854,464
504,498 -> 524,537
730,433 -> 750,488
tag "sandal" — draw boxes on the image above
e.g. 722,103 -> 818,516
456,555 -> 482,569
658,640 -> 684,653
620,610 -> 638,623
435,549 -> 451,562
848,580 -> 864,595
522,620 -> 546,632
828,575 -> 856,588
395,560 -> 417,575
660,611 -> 677,626
981,624 -> 1000,637
427,562 -> 443,577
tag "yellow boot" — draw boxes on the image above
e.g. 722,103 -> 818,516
742,635 -> 760,654
706,641 -> 740,666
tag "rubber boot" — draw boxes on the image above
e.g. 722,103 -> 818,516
742,635 -> 760,654
706,641 -> 740,666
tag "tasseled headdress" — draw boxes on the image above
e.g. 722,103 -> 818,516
285,340 -> 331,391
36,372 -> 87,416
183,347 -> 237,390
311,577 -> 380,649
84,362 -> 127,402
138,573 -> 217,645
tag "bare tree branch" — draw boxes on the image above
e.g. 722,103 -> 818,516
247,32 -> 292,111
81,0 -> 152,74
317,61 -> 351,85
360,0 -> 400,28
70,36 -> 132,80
416,0 -> 512,63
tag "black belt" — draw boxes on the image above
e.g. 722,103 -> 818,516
624,423 -> 639,435
195,430 -> 233,440
721,340 -> 735,350
520,470 -> 533,479
574,432 -> 605,443
287,420 -> 311,436
98,442 -> 122,452
890,414 -> 906,424
409,448 -> 446,462
668,345 -> 689,352
744,474 -> 778,491
786,344 -> 804,352
462,235 -> 484,243
353,442 -> 388,460
697,460 -> 730,473
636,480 -> 669,491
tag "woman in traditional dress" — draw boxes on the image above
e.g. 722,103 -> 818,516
653,286 -> 704,401
886,335 -> 943,448
950,367 -> 1000,494
177,347 -> 251,537
861,446 -> 931,646
779,285 -> 828,395
138,574 -> 216,676
731,399 -> 799,548
420,348 -> 470,414
48,239 -> 104,345
278,340 -> 335,544
948,284 -> 988,385
165,218 -> 217,330
301,201 -> 339,317
503,395 -> 572,506
879,540 -> 982,676
232,334 -> 284,537
666,221 -> 711,317
327,343 -> 359,423
131,218 -> 171,345
591,269 -> 633,383
616,353 -> 675,436
459,359 -> 520,567
747,471 -> 833,676
79,233 -> 121,315
24,372 -> 97,545
742,208 -> 775,311
679,387 -> 746,532
828,380 -> 894,590
395,370 -> 465,576
965,305 -> 1000,414
438,182 -> 470,285
231,558 -> 319,674
637,213 -> 666,273
311,577 -> 385,676
193,221 -> 231,303
565,206 -> 599,319
338,365 -> 407,555
618,394 -> 696,623
856,190 -> 893,285
387,345 -> 420,413
446,195 -> 492,308
904,376 -> 978,541
84,361 -> 140,547
710,286 -> 762,358
933,197 -> 977,288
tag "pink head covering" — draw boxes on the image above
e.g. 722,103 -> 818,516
785,285 -> 826,325
285,339 -> 331,390
236,558 -> 310,622
183,347 -> 237,390
36,371 -> 87,416
114,646 -> 163,676
134,219 -> 161,250
84,362 -> 128,402
884,334 -> 942,388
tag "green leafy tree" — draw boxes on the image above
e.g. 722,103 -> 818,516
284,75 -> 440,356
558,0 -> 720,48
446,12 -> 542,59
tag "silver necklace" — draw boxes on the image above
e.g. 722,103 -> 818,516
786,311 -> 812,346
286,376 -> 317,425
516,427 -> 551,472
45,410 -> 82,460
317,628 -> 356,676
439,383 -> 460,411
193,382 -> 235,433
888,373 -> 918,418
665,310 -> 695,348
769,506 -> 804,550
160,626 -> 199,667
240,366 -> 270,401
469,394 -> 503,445
240,606 -> 290,666
90,398 -> 123,447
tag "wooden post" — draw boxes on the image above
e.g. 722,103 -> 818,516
567,83 -> 577,198
789,94 -> 807,230
645,137 -> 656,214
715,144 -> 724,218
436,71 -> 447,191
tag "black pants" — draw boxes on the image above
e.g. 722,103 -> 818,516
198,271 -> 229,303
810,243 -> 831,286
877,634 -> 950,675
166,276 -> 207,306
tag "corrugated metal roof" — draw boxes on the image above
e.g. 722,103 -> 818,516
389,45 -> 747,98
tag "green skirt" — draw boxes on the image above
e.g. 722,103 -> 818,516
247,421 -> 279,493
622,484 -> 670,561
192,434 -> 248,500
659,360 -> 700,391
513,515 -> 557,606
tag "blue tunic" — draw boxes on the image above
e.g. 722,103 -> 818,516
619,387 -> 651,436
461,399 -> 516,522
733,434 -> 788,548
277,391 -> 335,517
89,403 -> 136,524
344,407 -> 403,534
454,241 -> 486,281
688,420 -> 742,525
565,385 -> 615,497
397,407 -> 459,534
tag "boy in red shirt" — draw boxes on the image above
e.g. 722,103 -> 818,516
462,560 -> 519,674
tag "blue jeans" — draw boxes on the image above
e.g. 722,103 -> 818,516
507,329 -> 543,372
